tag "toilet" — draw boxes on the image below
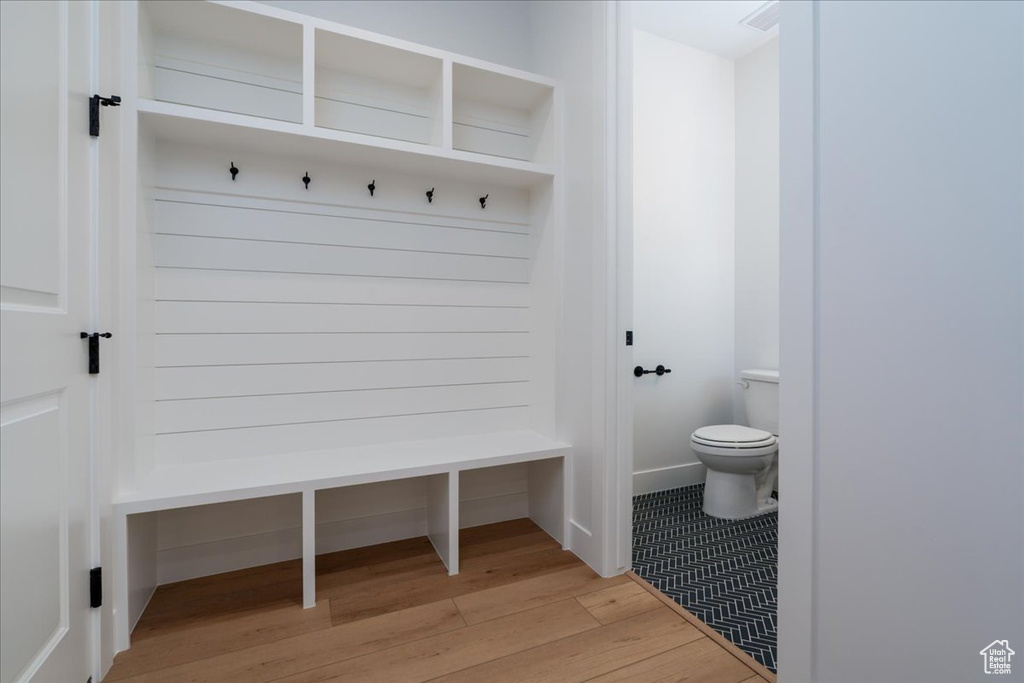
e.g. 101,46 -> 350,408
691,369 -> 780,519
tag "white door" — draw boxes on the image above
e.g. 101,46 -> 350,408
1,1 -> 96,682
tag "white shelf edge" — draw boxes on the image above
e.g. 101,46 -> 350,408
114,430 -> 571,514
302,24 -> 315,126
442,58 -> 454,152
136,99 -> 555,185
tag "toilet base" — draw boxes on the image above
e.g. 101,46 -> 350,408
703,469 -> 775,519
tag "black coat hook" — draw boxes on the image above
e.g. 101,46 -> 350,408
229,162 -> 239,181
479,194 -> 489,209
426,188 -> 434,203
302,172 -> 311,190
368,180 -> 376,197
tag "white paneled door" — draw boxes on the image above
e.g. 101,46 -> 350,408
1,1 -> 96,682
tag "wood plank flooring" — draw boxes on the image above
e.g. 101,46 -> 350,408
106,519 -> 773,683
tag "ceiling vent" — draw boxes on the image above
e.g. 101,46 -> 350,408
740,1 -> 780,32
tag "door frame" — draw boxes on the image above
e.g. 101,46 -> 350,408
91,0 -> 120,678
604,1 -> 818,680
604,0 -> 634,577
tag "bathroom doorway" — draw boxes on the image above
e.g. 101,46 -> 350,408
618,1 -> 781,675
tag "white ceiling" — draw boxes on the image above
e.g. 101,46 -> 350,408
630,0 -> 779,61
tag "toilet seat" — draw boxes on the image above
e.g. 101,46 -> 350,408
691,424 -> 776,449
690,424 -> 779,519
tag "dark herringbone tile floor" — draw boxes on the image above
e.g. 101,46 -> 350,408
632,483 -> 779,672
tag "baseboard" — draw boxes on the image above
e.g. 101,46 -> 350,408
569,519 -> 592,538
567,519 -> 599,573
155,494 -> 530,585
632,461 -> 707,496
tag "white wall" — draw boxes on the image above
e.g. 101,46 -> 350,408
630,31 -> 736,495
734,37 -> 779,413
257,1 -> 532,71
779,2 -> 1024,681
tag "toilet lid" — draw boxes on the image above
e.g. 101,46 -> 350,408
692,424 -> 776,448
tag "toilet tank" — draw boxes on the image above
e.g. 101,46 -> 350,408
740,369 -> 779,435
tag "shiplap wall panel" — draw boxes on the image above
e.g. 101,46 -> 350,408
154,234 -> 529,283
156,382 -> 530,433
153,61 -> 302,122
154,302 -> 528,333
155,406 -> 531,464
453,124 -> 532,162
156,269 -> 530,308
155,357 -> 530,400
151,142 -> 536,467
453,100 -> 533,161
315,73 -> 434,118
154,198 -> 530,258
152,191 -> 529,234
149,16 -> 304,83
315,97 -> 433,144
154,154 -> 530,227
156,332 -> 528,366
154,55 -> 302,97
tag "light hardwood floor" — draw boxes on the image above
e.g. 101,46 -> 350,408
106,519 -> 773,683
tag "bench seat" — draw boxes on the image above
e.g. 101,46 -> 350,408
112,430 -> 571,651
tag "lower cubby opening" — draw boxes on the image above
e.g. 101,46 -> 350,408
118,455 -> 567,650
107,517 -> 575,680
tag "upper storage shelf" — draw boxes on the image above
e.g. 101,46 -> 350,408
133,1 -> 557,175
139,1 -> 303,122
315,30 -> 443,145
453,64 -> 554,164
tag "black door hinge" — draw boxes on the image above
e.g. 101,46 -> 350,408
89,94 -> 121,137
625,330 -> 633,346
90,567 -> 101,608
80,332 -> 112,375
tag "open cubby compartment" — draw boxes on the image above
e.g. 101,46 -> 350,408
315,29 -> 443,145
121,493 -> 305,632
139,1 -> 303,122
452,63 -> 554,164
459,459 -> 567,551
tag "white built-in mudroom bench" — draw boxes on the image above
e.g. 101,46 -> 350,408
112,0 -> 568,652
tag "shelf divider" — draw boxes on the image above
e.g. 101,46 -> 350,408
442,58 -> 454,151
303,24 -> 315,128
302,489 -> 316,608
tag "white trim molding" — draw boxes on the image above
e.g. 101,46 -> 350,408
597,0 -> 634,578
612,0 -> 634,576
632,462 -> 705,497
